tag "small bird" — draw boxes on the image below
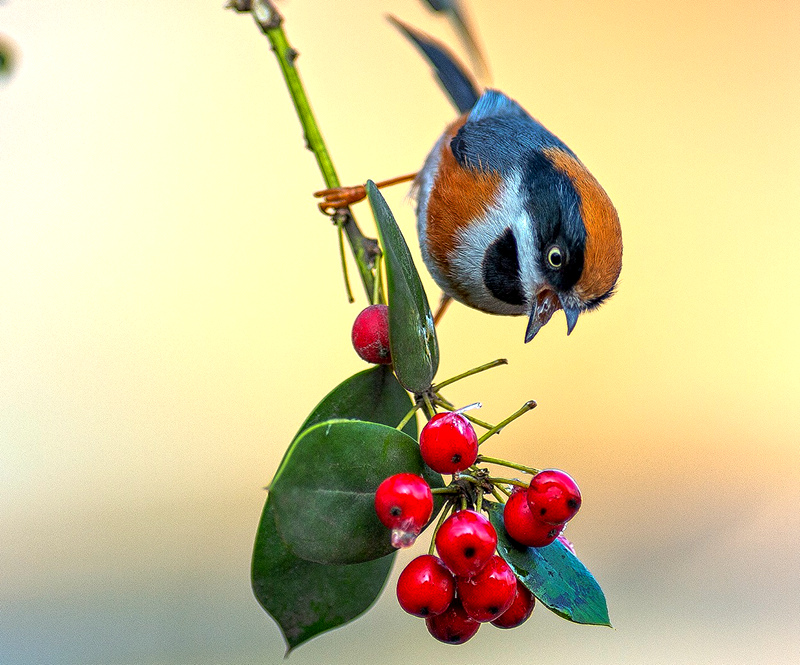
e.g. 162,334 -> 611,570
316,21 -> 622,342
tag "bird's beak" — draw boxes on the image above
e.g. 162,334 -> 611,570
524,289 -> 560,343
524,290 -> 580,342
559,296 -> 580,336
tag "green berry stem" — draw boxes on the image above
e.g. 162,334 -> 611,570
490,485 -> 508,503
422,392 -> 436,420
395,403 -> 420,432
486,476 -> 529,489
432,396 -> 494,431
477,455 -> 540,475
457,473 -> 484,486
336,219 -> 355,303
432,358 -> 508,391
476,400 -> 537,445
431,487 -> 461,495
428,500 -> 455,556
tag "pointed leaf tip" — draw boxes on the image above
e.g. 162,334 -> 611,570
487,502 -> 611,627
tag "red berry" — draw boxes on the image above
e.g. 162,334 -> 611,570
456,555 -> 518,622
503,489 -> 563,547
435,510 -> 497,578
527,469 -> 582,525
425,598 -> 480,644
491,579 -> 535,629
374,473 -> 433,548
419,412 -> 478,474
396,554 -> 455,617
351,304 -> 391,365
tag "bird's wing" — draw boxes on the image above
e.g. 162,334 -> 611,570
450,90 -> 572,174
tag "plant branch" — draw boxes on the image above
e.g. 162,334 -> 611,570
229,0 -> 380,301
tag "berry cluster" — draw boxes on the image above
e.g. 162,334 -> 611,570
360,305 -> 583,644
503,469 -> 582,547
378,487 -> 536,644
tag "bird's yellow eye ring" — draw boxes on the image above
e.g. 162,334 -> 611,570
547,246 -> 564,269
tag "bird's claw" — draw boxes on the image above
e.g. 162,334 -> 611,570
313,184 -> 367,215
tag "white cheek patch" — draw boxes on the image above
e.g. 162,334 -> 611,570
449,171 -> 543,316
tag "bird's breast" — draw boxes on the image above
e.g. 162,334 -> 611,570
416,121 -> 537,316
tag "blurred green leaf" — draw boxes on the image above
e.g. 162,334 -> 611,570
270,419 -> 443,564
487,502 -> 611,626
366,181 -> 439,394
0,35 -> 17,78
252,498 -> 394,654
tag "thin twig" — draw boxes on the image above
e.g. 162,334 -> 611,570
229,0 -> 381,301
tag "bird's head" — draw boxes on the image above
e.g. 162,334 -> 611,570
520,147 -> 623,342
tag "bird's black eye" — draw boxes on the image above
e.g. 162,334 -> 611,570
547,245 -> 564,269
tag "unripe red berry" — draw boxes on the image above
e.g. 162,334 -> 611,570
491,579 -> 535,629
351,304 -> 391,364
503,488 -> 563,548
456,555 -> 518,622
527,469 -> 582,525
425,598 -> 480,645
396,554 -> 455,617
374,473 -> 433,548
419,412 -> 478,474
435,510 -> 497,578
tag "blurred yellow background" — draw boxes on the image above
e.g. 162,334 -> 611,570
2,1 -> 798,663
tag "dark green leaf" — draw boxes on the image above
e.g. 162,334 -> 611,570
252,367 -> 419,650
293,365 -> 416,440
252,497 -> 395,654
487,502 -> 611,626
270,419 -> 443,564
366,181 -> 439,394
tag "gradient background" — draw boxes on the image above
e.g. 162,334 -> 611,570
2,1 -> 799,664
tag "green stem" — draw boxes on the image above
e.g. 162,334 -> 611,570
422,393 -> 436,420
477,400 -> 537,445
491,485 -> 509,502
428,500 -> 453,555
231,0 -> 379,300
486,476 -> 529,489
432,396 -> 495,431
477,455 -> 540,475
336,219 -> 355,303
433,358 -> 508,391
396,404 -> 420,432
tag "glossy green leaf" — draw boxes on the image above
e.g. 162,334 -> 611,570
252,367 -> 419,652
252,497 -> 394,654
487,502 -> 611,627
293,365 -> 416,440
366,181 -> 439,394
270,419 -> 443,564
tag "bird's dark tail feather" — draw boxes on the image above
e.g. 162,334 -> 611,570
388,16 -> 480,114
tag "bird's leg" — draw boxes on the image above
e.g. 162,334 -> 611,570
433,294 -> 453,326
314,173 -> 417,214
